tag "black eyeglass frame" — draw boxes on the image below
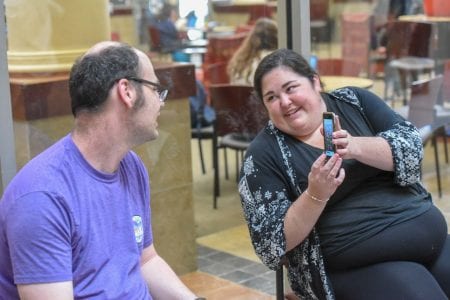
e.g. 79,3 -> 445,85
126,77 -> 169,102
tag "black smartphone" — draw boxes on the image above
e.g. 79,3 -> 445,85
323,112 -> 336,160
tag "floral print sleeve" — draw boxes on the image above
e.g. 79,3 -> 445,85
239,123 -> 335,299
238,128 -> 292,269
330,88 -> 423,186
377,122 -> 423,185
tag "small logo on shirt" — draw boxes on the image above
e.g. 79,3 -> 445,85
132,215 -> 144,244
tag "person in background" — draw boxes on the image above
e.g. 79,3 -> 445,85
227,17 -> 278,85
152,3 -> 183,53
239,48 -> 450,299
0,41 -> 204,300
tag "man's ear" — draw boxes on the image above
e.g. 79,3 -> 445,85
116,78 -> 135,108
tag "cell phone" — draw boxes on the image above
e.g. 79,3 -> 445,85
323,112 -> 336,160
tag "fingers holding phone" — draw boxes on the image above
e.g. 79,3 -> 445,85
323,112 -> 352,159
323,112 -> 336,160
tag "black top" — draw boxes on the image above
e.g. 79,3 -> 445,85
239,87 -> 431,299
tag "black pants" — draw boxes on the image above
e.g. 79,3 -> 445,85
325,205 -> 450,300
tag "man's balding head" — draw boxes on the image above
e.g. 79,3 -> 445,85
69,42 -> 144,116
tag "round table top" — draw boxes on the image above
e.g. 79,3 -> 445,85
399,14 -> 450,22
321,76 -> 374,92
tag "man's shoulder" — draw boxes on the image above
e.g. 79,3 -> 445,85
2,136 -> 72,201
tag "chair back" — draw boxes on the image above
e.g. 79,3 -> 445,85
209,84 -> 268,140
408,75 -> 444,128
311,0 -> 329,21
341,12 -> 371,74
207,62 -> 230,85
202,32 -> 248,88
385,21 -> 433,60
317,58 -> 362,76
247,4 -> 274,24
203,32 -> 248,66
148,25 -> 161,52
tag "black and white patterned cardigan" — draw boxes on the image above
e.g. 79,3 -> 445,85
238,87 -> 423,299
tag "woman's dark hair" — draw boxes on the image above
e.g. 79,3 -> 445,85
253,48 -> 320,101
157,3 -> 175,21
69,43 -> 141,116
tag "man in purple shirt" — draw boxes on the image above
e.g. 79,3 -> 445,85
0,41 -> 201,299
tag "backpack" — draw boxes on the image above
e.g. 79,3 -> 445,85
189,80 -> 216,128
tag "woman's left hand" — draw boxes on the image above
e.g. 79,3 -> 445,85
332,115 -> 355,160
332,115 -> 394,171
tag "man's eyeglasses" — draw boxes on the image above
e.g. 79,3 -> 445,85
127,77 -> 169,103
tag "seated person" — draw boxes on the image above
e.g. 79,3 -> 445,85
227,18 -> 278,85
239,48 -> 450,299
0,41 -> 202,300
152,3 -> 183,53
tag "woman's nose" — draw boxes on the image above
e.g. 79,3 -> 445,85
279,93 -> 291,106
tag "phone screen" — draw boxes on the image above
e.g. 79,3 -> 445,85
323,113 -> 335,158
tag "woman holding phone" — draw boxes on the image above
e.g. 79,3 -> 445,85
238,48 -> 450,299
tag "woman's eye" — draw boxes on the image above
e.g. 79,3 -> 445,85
265,95 -> 275,102
286,85 -> 297,93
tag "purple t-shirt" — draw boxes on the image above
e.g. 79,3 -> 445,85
0,134 -> 153,299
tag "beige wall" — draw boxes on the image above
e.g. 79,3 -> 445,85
6,0 -> 197,275
12,95 -> 197,274
5,0 -> 110,73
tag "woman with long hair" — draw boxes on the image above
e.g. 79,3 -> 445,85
227,18 -> 278,85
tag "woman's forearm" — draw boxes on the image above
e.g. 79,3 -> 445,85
347,136 -> 394,171
284,191 -> 327,251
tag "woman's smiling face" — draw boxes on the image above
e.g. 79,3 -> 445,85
261,66 -> 325,139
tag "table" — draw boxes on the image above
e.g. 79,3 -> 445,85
399,14 -> 450,22
321,75 -> 374,92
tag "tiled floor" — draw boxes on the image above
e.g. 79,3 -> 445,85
197,245 -> 276,295
180,270 -> 273,300
181,42 -> 450,298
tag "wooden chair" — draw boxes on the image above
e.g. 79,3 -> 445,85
202,32 -> 248,84
340,12 -> 386,79
207,62 -> 230,85
310,0 -> 332,46
148,25 -> 162,52
247,4 -> 275,25
209,84 -> 268,208
317,58 -> 363,76
385,21 -> 435,106
147,25 -> 175,62
192,62 -> 230,176
203,32 -> 248,66
190,80 -> 215,175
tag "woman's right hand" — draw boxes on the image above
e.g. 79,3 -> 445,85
284,153 -> 346,250
307,153 -> 345,201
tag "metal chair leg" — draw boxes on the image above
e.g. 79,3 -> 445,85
276,267 -> 284,300
224,148 -> 229,180
213,134 -> 219,209
197,134 -> 206,174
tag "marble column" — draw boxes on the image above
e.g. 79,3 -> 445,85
5,0 -> 198,274
5,0 -> 110,74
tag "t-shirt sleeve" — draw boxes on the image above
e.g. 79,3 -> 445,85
5,192 -> 73,284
